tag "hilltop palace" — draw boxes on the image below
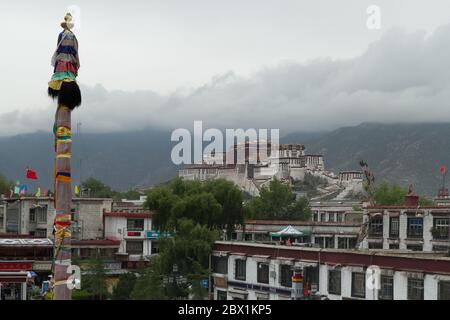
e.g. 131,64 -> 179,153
178,142 -> 364,200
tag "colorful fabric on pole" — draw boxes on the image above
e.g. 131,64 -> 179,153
440,165 -> 446,175
74,185 -> 79,195
48,27 -> 81,110
14,186 -> 20,195
26,168 -> 38,180
35,187 -> 41,198
10,189 -> 13,198
56,172 -> 71,183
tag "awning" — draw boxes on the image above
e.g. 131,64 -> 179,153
270,225 -> 304,237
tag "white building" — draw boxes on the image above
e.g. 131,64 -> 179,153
362,194 -> 450,252
211,241 -> 450,300
103,211 -> 156,262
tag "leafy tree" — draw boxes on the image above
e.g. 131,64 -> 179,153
145,178 -> 244,233
73,259 -> 109,300
112,273 -> 137,300
245,178 -> 311,220
132,219 -> 219,300
374,182 -> 433,205
0,173 -> 12,195
131,265 -> 167,300
82,178 -> 115,198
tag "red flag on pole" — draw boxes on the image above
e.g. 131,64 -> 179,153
26,168 -> 38,180
440,165 -> 446,175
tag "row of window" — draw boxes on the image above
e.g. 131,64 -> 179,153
213,257 -> 318,289
328,270 -> 450,300
369,216 -> 450,239
313,212 -> 346,223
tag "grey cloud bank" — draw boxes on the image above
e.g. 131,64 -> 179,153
2,25 -> 450,136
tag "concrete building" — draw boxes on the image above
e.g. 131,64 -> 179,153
104,211 -> 156,265
231,219 -> 361,250
1,197 -> 112,240
362,194 -> 450,252
211,241 -> 450,300
0,237 -> 53,300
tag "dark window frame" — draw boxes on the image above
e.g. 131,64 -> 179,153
379,275 -> 394,300
369,216 -> 383,237
407,278 -> 424,300
235,259 -> 246,281
212,256 -> 228,274
328,270 -> 341,295
126,240 -> 144,255
389,217 -> 399,238
351,272 -> 366,298
257,262 -> 269,284
407,217 -> 423,238
438,280 -> 450,300
127,218 -> 144,231
280,265 -> 293,287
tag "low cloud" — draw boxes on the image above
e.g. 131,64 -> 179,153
3,25 -> 450,136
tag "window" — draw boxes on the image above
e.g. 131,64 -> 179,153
34,206 -> 47,223
407,244 -> 423,251
127,218 -> 144,231
217,290 -> 227,300
389,244 -> 399,249
389,217 -> 399,238
337,213 -> 344,223
325,237 -> 334,248
379,275 -> 394,300
126,241 -> 143,255
351,272 -> 366,298
328,270 -> 341,295
244,233 -> 252,241
338,237 -> 356,249
433,218 -> 449,240
407,278 -> 424,300
433,245 -> 449,252
235,259 -> 246,281
320,213 -> 326,222
212,256 -> 228,274
280,265 -> 293,287
368,242 -> 383,249
35,229 -> 47,237
438,281 -> 450,300
314,237 -> 324,248
369,216 -> 383,236
151,240 -> 159,254
313,213 -> 318,222
407,217 -> 423,238
29,208 -> 36,223
257,262 -> 269,284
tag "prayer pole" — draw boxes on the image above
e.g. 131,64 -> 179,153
48,13 -> 82,300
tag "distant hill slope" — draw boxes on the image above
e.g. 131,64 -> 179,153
303,123 -> 450,196
1,123 -> 449,196
0,128 -> 177,192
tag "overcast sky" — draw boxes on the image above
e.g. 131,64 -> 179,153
1,0 -> 450,136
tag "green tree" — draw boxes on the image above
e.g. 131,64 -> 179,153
73,259 -> 109,300
82,178 -> 115,198
112,273 -> 137,300
244,178 -> 311,220
131,264 -> 167,300
132,219 -> 219,300
374,182 -> 433,205
145,178 -> 244,234
0,173 -> 12,195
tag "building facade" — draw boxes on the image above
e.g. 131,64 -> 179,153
211,241 -> 450,300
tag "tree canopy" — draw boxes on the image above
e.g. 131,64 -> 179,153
145,178 -> 244,235
374,181 -> 433,205
0,173 -> 12,195
131,219 -> 219,300
81,177 -> 142,200
244,178 -> 311,220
